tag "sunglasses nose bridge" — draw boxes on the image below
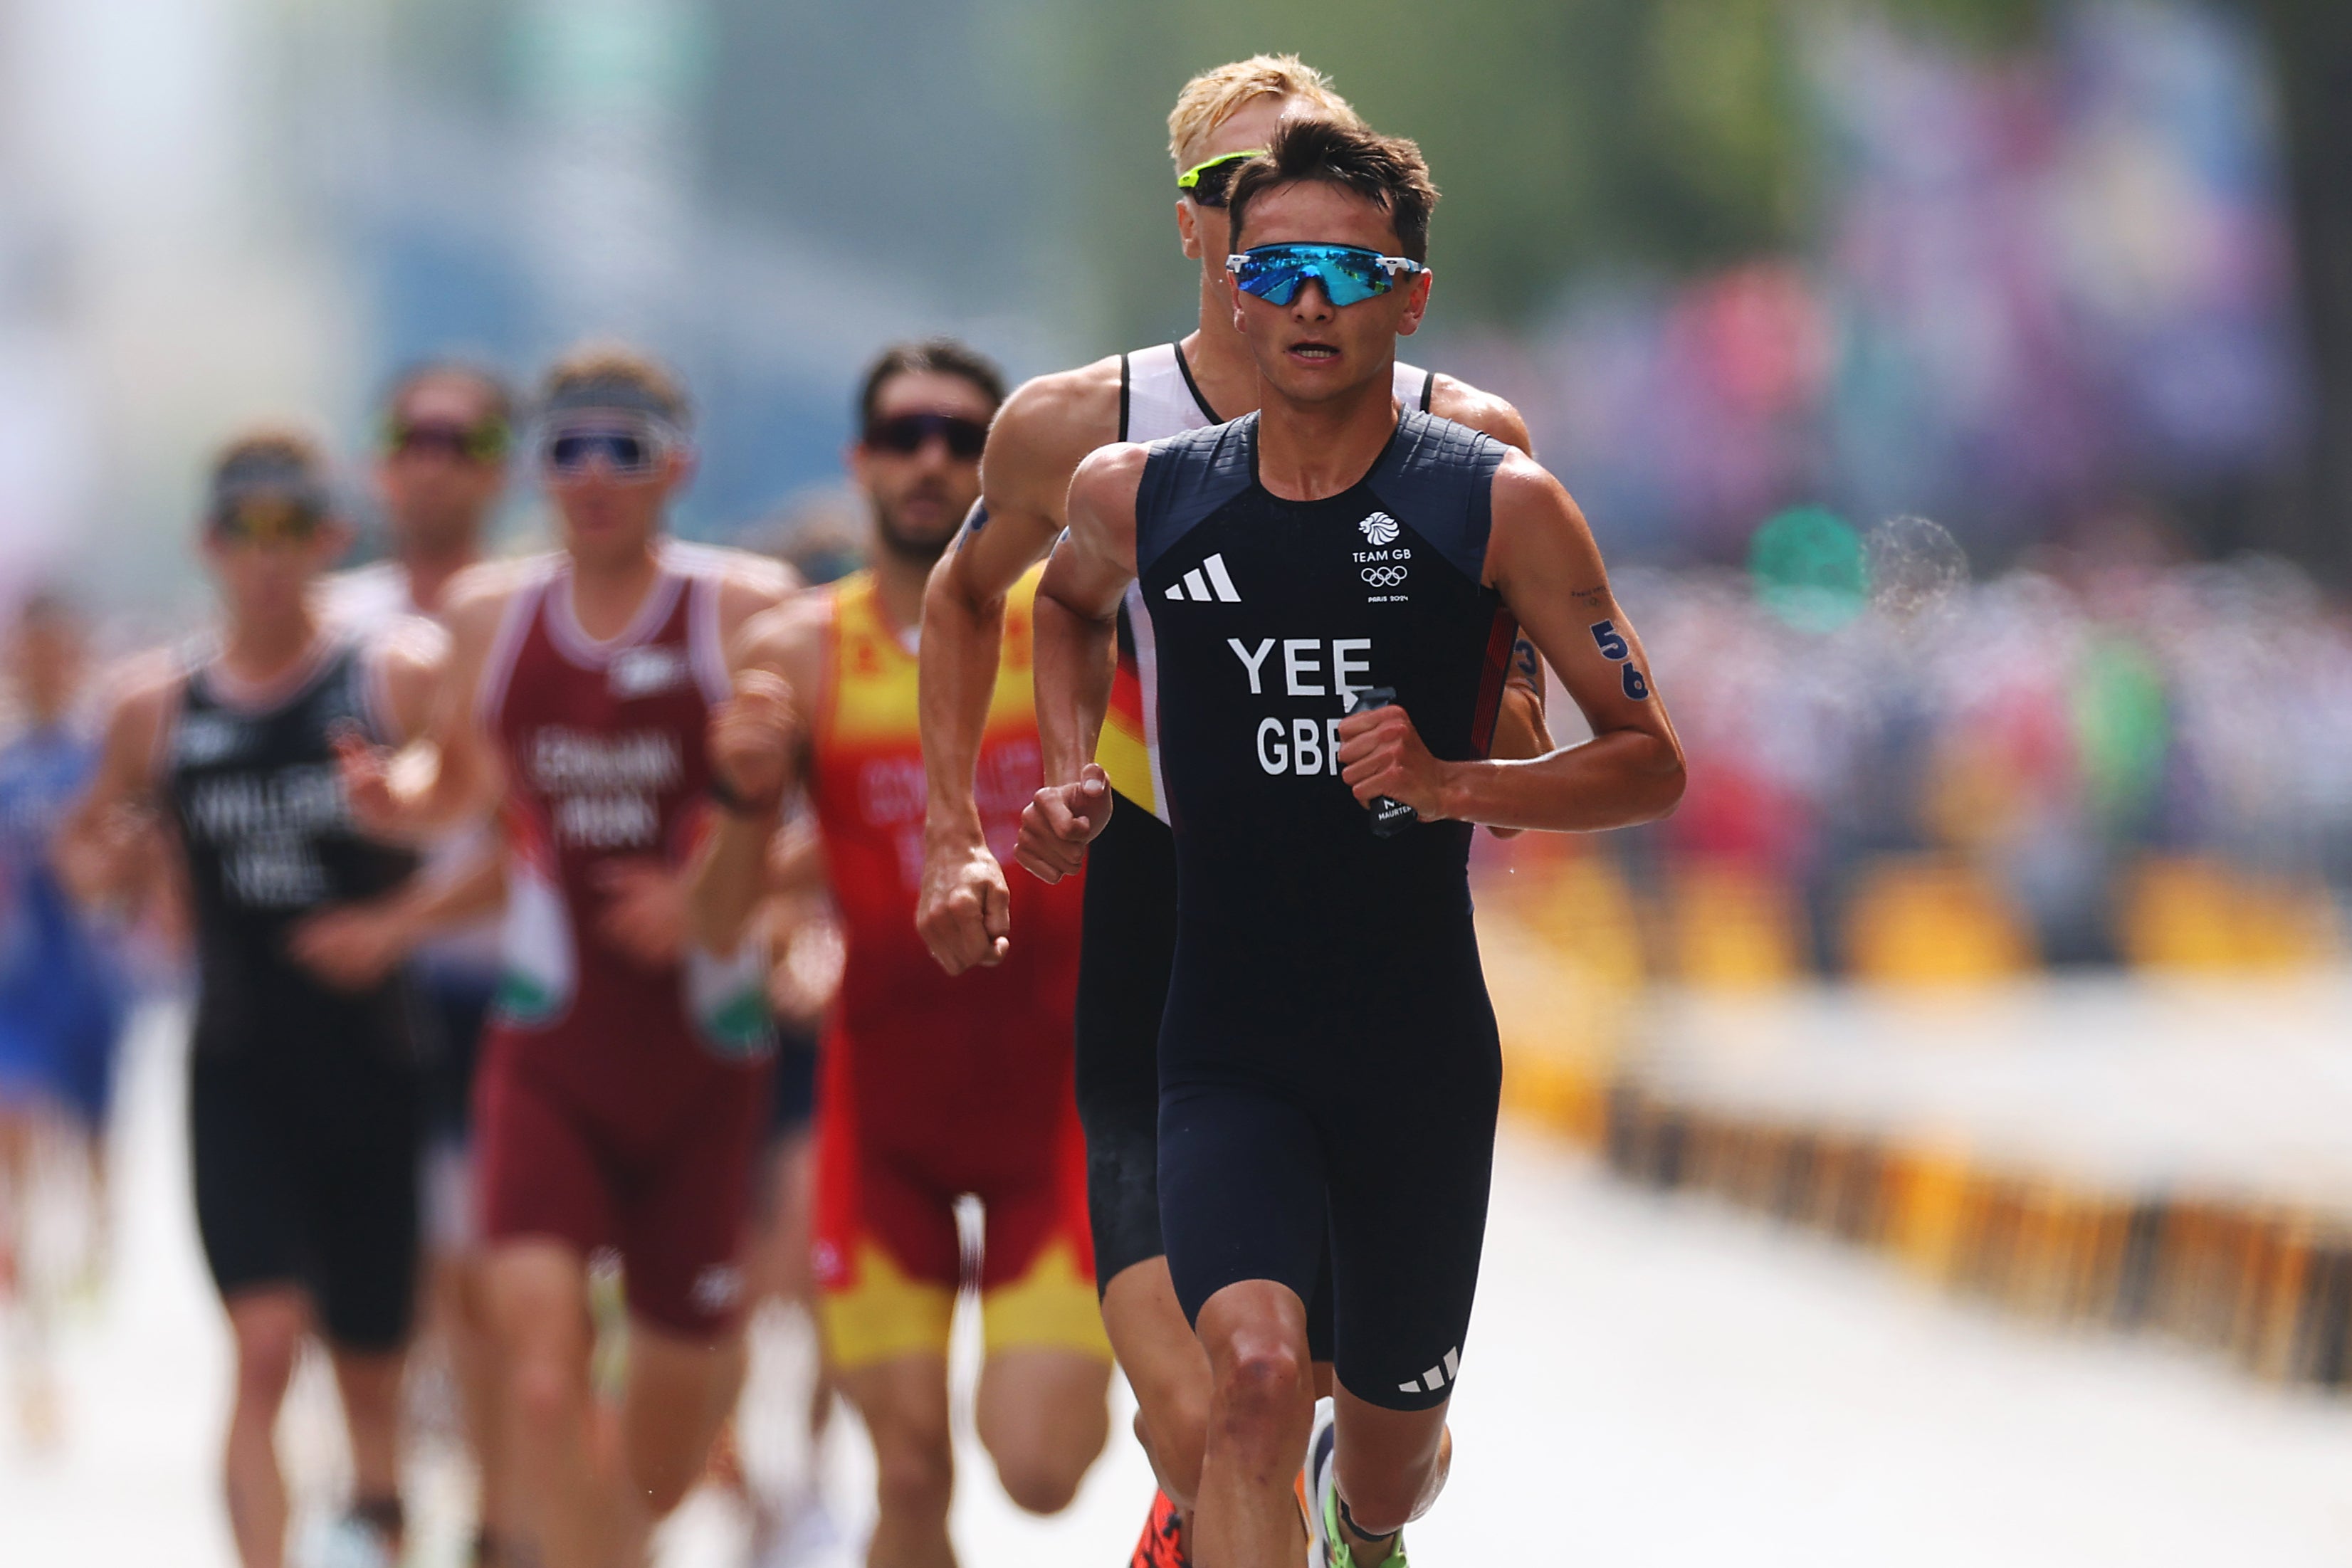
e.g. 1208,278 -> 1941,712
1289,273 -> 1338,315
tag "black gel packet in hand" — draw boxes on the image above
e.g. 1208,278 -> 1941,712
1343,687 -> 1418,838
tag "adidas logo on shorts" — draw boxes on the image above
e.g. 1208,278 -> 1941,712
1164,552 -> 1242,604
1399,1345 -> 1461,1396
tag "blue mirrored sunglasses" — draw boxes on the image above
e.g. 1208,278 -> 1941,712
1226,243 -> 1427,308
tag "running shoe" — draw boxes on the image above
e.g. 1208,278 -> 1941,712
1128,1486 -> 1190,1568
1309,1404 -> 1407,1568
311,1512 -> 400,1568
750,1482 -> 844,1568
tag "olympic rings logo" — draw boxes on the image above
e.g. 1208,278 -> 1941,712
1361,565 -> 1409,588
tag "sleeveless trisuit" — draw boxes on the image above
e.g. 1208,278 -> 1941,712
1135,408 -> 1513,1411
473,547 -> 774,1337
1078,344 -> 1435,1345
804,567 -> 1106,1369
166,638 -> 425,1350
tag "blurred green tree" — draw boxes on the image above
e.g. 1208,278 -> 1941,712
1030,0 -> 1807,340
1033,0 -> 2348,570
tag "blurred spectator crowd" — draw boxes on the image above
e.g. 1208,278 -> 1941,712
1548,540 -> 2352,982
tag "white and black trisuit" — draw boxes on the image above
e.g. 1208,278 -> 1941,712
1135,406 -> 1513,1411
164,636 -> 426,1351
1076,344 -> 1437,1367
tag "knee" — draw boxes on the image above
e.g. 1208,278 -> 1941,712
873,1428 -> 955,1523
992,1450 -> 1084,1517
505,1348 -> 586,1438
231,1321 -> 303,1409
1209,1332 -> 1310,1428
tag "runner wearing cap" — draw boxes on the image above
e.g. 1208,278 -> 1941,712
65,431 -> 444,1568
336,345 -> 795,1568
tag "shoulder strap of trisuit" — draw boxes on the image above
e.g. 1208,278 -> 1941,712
1390,360 -> 1435,414
1135,414 -> 1256,581
812,572 -> 871,755
473,563 -> 556,737
1369,410 -> 1508,587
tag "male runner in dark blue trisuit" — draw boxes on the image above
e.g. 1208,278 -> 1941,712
1019,119 -> 1686,1568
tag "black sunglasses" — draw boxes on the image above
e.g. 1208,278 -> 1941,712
863,412 -> 988,460
1175,149 -> 1266,210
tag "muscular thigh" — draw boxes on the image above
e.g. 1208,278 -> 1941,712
614,1058 -> 770,1342
975,1098 -> 1111,1362
475,1037 -> 615,1258
1156,1078 -> 1327,1327
299,1056 -> 425,1352
189,1052 -> 305,1303
1324,1019 -> 1501,1413
1073,799 -> 1178,1288
813,1074 -> 962,1372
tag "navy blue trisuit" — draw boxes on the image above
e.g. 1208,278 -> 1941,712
1134,405 -> 1516,1411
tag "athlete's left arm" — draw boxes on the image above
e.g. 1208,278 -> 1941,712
1336,451 -> 1686,833
1427,379 -> 1552,796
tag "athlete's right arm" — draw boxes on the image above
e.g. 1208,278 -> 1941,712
1017,442 -> 1145,885
56,654 -> 178,914
288,828 -> 507,991
915,357 -> 1120,973
338,564 -> 510,838
689,592 -> 824,955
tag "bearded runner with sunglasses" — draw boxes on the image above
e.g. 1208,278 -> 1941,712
1024,121 -> 1684,1568
307,360 -> 523,1568
65,433 -> 447,1568
692,341 -> 1113,1568
915,55 -> 1544,1568
337,345 -> 795,1568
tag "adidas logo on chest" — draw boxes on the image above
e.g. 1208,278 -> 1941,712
1164,552 -> 1242,604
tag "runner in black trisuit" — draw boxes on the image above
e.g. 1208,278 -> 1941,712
1019,120 -> 1685,1568
915,55 -> 1545,1567
66,431 -> 449,1568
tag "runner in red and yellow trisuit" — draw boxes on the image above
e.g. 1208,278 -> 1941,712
690,341 -> 1111,1568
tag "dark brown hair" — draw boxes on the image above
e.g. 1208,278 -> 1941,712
858,338 -> 1007,432
1227,118 -> 1440,263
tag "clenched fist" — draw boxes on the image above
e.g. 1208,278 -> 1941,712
916,836 -> 1013,974
1014,763 -> 1113,885
332,724 -> 404,838
1337,701 -> 1451,823
708,668 -> 797,818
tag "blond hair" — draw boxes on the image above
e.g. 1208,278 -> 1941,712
538,340 -> 691,427
1166,54 -> 1360,168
